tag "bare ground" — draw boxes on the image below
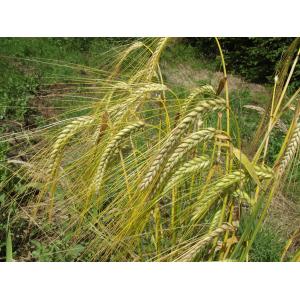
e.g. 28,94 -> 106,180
161,61 -> 271,100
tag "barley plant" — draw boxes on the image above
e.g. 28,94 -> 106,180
2,37 -> 300,261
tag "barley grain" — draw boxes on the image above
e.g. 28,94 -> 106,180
254,164 -> 274,180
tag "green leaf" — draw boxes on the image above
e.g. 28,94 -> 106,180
6,229 -> 13,262
232,147 -> 261,187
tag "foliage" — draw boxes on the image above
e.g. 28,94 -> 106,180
31,239 -> 85,262
0,37 -> 121,260
250,227 -> 284,262
186,38 -> 300,91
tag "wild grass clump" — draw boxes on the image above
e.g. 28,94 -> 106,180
2,37 -> 300,261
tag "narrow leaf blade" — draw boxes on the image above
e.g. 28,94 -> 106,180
6,229 -> 13,262
232,147 -> 261,187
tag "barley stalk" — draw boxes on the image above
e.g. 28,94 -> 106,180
140,98 -> 226,190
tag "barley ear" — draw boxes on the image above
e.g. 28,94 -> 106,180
140,99 -> 225,190
177,223 -> 235,261
93,121 -> 145,194
164,156 -> 210,192
278,122 -> 300,175
48,116 -> 94,178
192,170 -> 246,222
155,129 -> 215,193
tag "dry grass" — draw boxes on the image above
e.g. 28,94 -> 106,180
161,61 -> 270,98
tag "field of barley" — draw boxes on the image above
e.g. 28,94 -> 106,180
0,37 -> 300,262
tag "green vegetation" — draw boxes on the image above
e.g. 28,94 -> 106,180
0,37 -> 299,261
250,228 -> 284,262
187,38 -> 300,90
0,37 -> 121,260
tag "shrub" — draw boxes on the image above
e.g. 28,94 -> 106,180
185,37 -> 300,90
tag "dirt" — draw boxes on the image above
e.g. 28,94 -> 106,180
161,61 -> 271,100
266,192 -> 300,237
28,83 -> 79,121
